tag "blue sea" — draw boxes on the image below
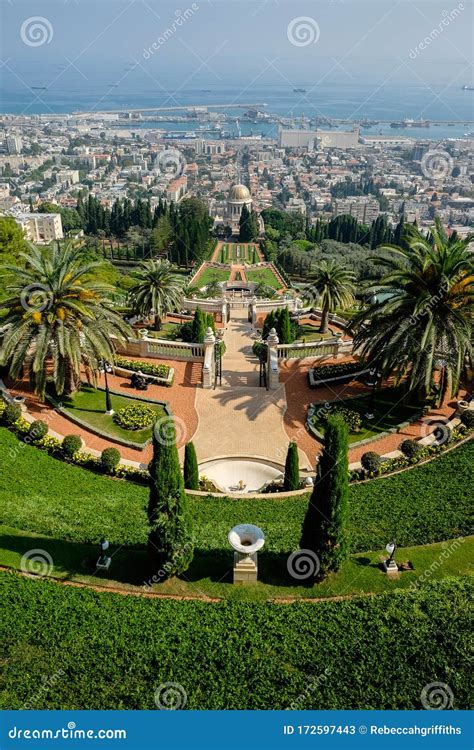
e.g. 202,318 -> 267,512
1,78 -> 473,140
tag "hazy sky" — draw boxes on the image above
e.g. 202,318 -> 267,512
1,0 -> 473,118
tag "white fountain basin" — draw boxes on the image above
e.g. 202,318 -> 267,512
198,457 -> 283,493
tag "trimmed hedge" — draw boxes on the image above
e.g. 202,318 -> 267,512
0,573 -> 471,709
114,357 -> 171,380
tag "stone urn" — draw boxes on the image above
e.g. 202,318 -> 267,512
138,328 -> 149,340
228,524 -> 265,584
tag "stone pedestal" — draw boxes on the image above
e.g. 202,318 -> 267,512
266,327 -> 280,390
383,559 -> 398,575
96,556 -> 111,571
233,551 -> 258,584
202,327 -> 216,389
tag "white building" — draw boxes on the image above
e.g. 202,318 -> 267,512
6,135 -> 22,155
166,175 -> 188,203
14,212 -> 64,243
224,183 -> 253,234
279,128 -> 359,150
334,197 -> 380,223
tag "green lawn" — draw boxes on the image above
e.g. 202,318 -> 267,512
0,427 -> 471,555
193,266 -> 230,288
218,243 -> 259,263
59,385 -> 166,446
246,267 -> 283,289
295,323 -> 335,343
308,390 -> 423,444
1,572 -> 471,709
146,321 -> 184,341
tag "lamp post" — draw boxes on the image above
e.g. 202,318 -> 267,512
96,537 -> 111,571
100,360 -> 114,416
384,540 -> 398,574
364,366 -> 382,421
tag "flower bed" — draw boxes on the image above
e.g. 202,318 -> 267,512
113,403 -> 157,431
114,357 -> 173,386
308,361 -> 369,388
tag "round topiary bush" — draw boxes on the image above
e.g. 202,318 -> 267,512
62,434 -> 82,458
460,409 -> 474,428
361,451 -> 382,474
28,420 -> 48,441
399,438 -> 420,459
322,406 -> 362,433
113,403 -> 156,431
2,402 -> 22,426
101,447 -> 121,473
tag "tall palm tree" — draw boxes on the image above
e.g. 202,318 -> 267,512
351,219 -> 474,403
253,281 -> 277,299
0,243 -> 132,397
309,260 -> 356,332
128,259 -> 185,330
203,276 -> 223,299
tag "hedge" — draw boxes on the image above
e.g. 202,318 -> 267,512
0,573 -> 470,709
0,427 -> 472,553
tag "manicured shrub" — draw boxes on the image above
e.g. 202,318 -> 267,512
301,415 -> 350,574
113,404 -> 157,431
399,439 -> 420,459
183,442 -> 199,491
191,308 -> 207,343
28,420 -> 48,441
321,406 -> 362,433
62,434 -> 82,458
460,409 -> 474,428
2,403 -> 22,426
361,451 -> 382,474
310,361 -> 364,381
284,441 -> 300,491
114,357 -> 170,379
100,447 -> 121,474
148,418 -> 194,576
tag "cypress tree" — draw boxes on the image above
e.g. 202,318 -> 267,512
148,418 -> 194,576
239,204 -> 252,241
283,441 -> 300,491
279,306 -> 292,344
183,441 -> 199,491
300,415 -> 350,575
192,308 -> 207,343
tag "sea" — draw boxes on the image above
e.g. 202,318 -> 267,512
1,80 -> 473,141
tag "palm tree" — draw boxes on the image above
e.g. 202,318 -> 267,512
203,275 -> 223,299
351,219 -> 474,403
253,281 -> 277,299
309,260 -> 355,332
128,259 -> 185,330
0,243 -> 132,397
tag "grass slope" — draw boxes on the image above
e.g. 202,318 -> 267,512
0,428 -> 472,552
0,573 -> 471,709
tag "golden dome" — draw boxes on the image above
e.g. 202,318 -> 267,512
228,184 -> 251,201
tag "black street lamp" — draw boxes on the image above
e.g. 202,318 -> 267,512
100,360 -> 114,415
364,366 -> 382,421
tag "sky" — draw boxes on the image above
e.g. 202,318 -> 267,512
0,0 -> 473,114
